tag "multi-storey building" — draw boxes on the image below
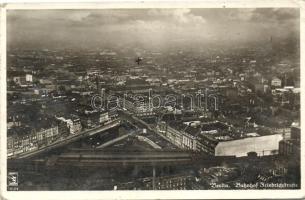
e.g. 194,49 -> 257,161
80,111 -> 101,128
158,119 -> 283,157
119,94 -> 155,117
80,109 -> 116,128
271,77 -> 282,87
99,112 -> 110,124
157,121 -> 200,152
56,114 -> 82,134
7,120 -> 59,157
36,125 -> 59,146
279,124 -> 300,158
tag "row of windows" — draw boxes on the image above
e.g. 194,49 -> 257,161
7,127 -> 62,156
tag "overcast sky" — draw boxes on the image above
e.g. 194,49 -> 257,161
7,8 -> 299,50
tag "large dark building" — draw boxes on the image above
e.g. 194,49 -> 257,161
279,125 -> 300,157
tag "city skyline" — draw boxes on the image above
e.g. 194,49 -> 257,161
4,6 -> 301,195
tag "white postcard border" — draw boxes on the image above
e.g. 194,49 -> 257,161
0,1 -> 304,199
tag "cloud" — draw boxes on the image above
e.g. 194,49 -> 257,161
76,10 -> 130,26
190,8 -> 298,24
7,8 -> 299,49
65,11 -> 91,22
68,9 -> 206,28
148,9 -> 206,24
250,8 -> 299,23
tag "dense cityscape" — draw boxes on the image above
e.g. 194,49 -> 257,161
6,8 -> 300,190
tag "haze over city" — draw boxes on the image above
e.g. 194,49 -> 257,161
8,8 -> 299,50
6,7 -> 300,191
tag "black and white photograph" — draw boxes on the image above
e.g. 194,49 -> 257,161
1,1 -> 304,199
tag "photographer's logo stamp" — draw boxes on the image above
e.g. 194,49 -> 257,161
7,172 -> 18,190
